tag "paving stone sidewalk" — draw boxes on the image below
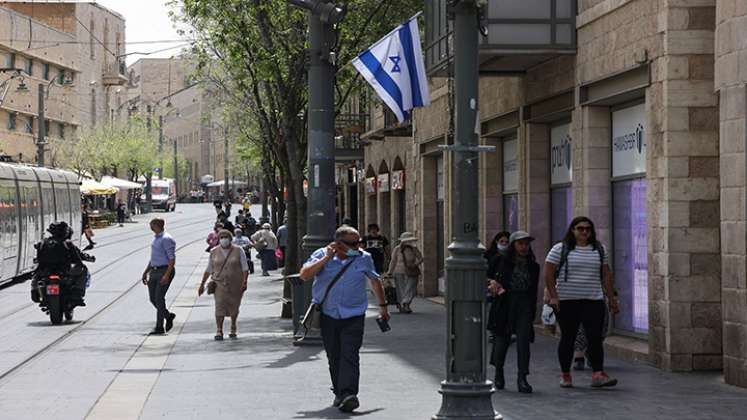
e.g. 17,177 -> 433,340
136,265 -> 747,420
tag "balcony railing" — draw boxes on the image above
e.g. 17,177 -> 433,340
103,59 -> 128,86
425,0 -> 578,75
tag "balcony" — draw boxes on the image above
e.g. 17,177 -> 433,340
425,0 -> 577,76
362,106 -> 413,140
335,112 -> 367,162
102,60 -> 128,86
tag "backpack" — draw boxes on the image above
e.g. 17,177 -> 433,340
555,241 -> 605,283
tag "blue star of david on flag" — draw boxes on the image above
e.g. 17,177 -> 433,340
352,15 -> 431,123
389,56 -> 402,73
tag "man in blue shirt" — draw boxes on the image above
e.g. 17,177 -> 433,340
141,218 -> 176,335
300,226 -> 390,413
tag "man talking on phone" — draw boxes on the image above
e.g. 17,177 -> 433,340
300,226 -> 390,413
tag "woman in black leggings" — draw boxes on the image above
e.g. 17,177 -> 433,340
544,216 -> 619,388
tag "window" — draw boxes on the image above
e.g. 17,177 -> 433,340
25,58 -> 33,76
25,116 -> 33,134
7,113 -> 16,131
42,63 -> 50,81
502,137 -> 519,232
44,119 -> 50,134
7,53 -> 15,68
58,123 -> 65,139
56,71 -> 64,85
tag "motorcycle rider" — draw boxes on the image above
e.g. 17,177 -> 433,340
35,221 -> 88,306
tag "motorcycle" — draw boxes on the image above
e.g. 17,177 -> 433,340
31,250 -> 95,325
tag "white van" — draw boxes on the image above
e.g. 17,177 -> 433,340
148,179 -> 176,212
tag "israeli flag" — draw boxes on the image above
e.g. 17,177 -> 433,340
352,16 -> 430,123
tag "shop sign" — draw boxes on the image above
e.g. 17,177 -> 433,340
391,170 -> 405,190
612,103 -> 646,178
364,177 -> 377,194
503,138 -> 518,192
378,173 -> 390,192
550,123 -> 572,185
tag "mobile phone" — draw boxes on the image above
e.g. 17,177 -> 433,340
376,317 -> 391,333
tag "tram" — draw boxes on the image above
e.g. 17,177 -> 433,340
0,162 -> 81,286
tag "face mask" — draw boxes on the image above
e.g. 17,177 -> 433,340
497,244 -> 509,252
345,249 -> 361,257
220,238 -> 231,248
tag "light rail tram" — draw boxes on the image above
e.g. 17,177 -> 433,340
0,162 -> 81,286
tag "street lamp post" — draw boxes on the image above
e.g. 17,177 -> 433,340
433,1 -> 499,419
287,0 -> 344,344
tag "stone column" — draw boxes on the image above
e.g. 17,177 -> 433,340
578,106 -> 612,244
716,0 -> 747,387
525,123 -> 552,258
419,155 -> 439,296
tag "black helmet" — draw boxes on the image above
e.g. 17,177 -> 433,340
48,221 -> 72,239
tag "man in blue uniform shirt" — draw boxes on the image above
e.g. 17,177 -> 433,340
141,218 -> 176,335
300,226 -> 390,413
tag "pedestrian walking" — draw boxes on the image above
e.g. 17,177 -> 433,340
362,224 -> 390,275
544,216 -> 619,388
223,201 -> 232,218
235,209 -> 247,227
116,199 -> 126,227
484,231 -> 510,265
243,194 -> 251,212
386,232 -> 423,314
135,194 -> 142,215
233,228 -> 254,274
251,223 -> 278,276
487,231 -> 539,393
206,223 -> 221,252
199,229 -> 249,340
81,204 -> 95,250
276,219 -> 288,269
299,225 -> 390,413
213,198 -> 223,215
141,218 -> 176,335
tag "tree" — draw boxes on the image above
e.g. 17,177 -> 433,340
172,0 -> 421,272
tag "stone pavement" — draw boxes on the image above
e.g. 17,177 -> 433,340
118,260 -> 747,420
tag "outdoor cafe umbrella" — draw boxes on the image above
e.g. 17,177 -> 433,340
80,179 -> 118,196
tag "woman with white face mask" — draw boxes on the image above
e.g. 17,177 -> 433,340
199,229 -> 249,340
485,231 -> 511,265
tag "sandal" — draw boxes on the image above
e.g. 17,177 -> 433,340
214,333 -> 224,341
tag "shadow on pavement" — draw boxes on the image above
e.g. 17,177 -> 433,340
293,407 -> 385,419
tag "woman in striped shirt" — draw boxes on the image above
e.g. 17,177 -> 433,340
544,216 -> 619,388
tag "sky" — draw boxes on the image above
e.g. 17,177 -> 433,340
93,0 -> 191,65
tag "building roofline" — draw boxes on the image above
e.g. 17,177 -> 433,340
0,5 -> 77,40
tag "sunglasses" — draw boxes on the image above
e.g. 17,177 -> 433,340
574,226 -> 592,232
338,239 -> 359,247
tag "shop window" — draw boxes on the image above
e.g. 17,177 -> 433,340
550,123 -> 573,243
611,102 -> 648,335
502,137 -> 518,232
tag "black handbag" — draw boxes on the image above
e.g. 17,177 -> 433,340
301,257 -> 357,334
385,284 -> 398,306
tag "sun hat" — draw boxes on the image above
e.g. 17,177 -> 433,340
262,223 -> 272,229
509,230 -> 535,245
398,232 -> 417,242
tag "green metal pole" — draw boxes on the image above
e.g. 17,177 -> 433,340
433,1 -> 499,419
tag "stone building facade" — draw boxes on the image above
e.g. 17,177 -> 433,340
0,1 -> 127,164
123,58 -> 192,120
354,0 -> 746,387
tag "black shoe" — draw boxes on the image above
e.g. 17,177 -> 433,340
165,312 -> 176,332
83,244 -> 94,251
149,328 -> 165,335
574,357 -> 585,371
517,374 -> 533,394
338,395 -> 359,413
494,368 -> 505,390
332,396 -> 342,408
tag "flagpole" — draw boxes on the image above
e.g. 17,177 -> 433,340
343,10 -> 424,69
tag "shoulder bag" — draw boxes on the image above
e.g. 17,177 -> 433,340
207,248 -> 235,295
301,257 -> 357,334
401,246 -> 421,277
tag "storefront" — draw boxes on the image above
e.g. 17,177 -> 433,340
502,137 -> 519,232
610,102 -> 648,335
550,122 -> 573,243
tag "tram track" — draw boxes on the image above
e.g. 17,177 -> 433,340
0,235 -> 206,384
0,219 -> 209,322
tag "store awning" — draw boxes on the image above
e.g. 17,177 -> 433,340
205,180 -> 248,188
80,179 -> 118,196
100,176 -> 143,190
